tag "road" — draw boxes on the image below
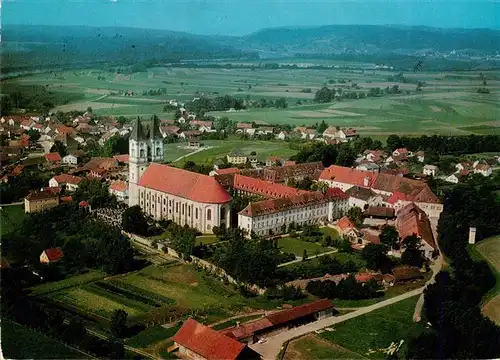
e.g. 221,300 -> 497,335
278,249 -> 338,267
249,287 -> 424,360
0,201 -> 23,207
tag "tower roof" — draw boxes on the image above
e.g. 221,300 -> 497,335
130,117 -> 147,141
149,115 -> 162,140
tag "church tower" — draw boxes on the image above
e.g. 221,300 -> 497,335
128,116 -> 164,206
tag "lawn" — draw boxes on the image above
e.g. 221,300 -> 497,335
470,235 -> 500,325
319,295 -> 420,358
1,319 -> 89,359
28,269 -> 107,296
278,236 -> 330,257
320,227 -> 341,239
0,204 -> 25,237
126,324 -> 181,348
196,235 -> 219,245
284,334 -> 366,360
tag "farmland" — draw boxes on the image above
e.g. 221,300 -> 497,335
4,64 -> 499,137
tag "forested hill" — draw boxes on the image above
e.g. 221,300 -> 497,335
0,25 -> 257,73
236,25 -> 500,54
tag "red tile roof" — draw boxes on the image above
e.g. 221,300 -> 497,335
220,318 -> 273,340
396,203 -> 436,249
215,167 -> 240,175
60,195 -> 73,203
364,206 -> 395,218
394,148 -> 409,154
233,174 -> 310,199
113,154 -> 129,163
12,165 -> 25,175
319,165 -> 376,188
26,190 -> 60,201
43,247 -> 64,261
138,163 -> 231,204
52,174 -> 82,185
172,318 -> 246,360
79,200 -> 89,207
265,299 -> 334,325
239,191 -> 328,217
110,180 -> 128,192
283,160 -> 296,166
44,152 -> 62,162
355,273 -> 377,283
236,122 -> 252,129
337,216 -> 355,231
325,187 -> 349,200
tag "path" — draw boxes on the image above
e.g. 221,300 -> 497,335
249,287 -> 424,359
172,146 -> 212,163
0,202 -> 23,207
278,249 -> 338,267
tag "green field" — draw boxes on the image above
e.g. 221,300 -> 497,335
7,65 -> 499,136
278,236 -> 331,257
126,324 -> 181,348
1,319 -> 89,359
318,296 -> 420,358
165,138 -> 297,165
0,204 -> 25,237
28,270 -> 107,296
284,334 -> 367,360
471,235 -> 500,325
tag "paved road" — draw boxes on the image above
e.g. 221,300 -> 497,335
249,287 -> 424,360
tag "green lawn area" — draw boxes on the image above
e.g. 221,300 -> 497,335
28,269 -> 107,296
1,319 -> 89,359
320,227 -> 341,239
319,296 -> 420,358
196,235 -> 219,245
278,236 -> 330,257
126,324 -> 181,348
0,204 -> 25,237
284,334 -> 366,360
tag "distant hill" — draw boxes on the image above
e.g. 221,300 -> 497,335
235,25 -> 500,55
0,25 -> 257,73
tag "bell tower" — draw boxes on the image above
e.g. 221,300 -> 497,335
128,117 -> 148,206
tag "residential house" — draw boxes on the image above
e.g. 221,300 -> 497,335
266,156 -> 282,167
109,180 -> 128,202
209,167 -> 240,177
455,162 -> 473,172
423,165 -> 438,177
474,163 -> 492,177
391,266 -> 423,283
160,125 -> 180,138
363,149 -> 386,163
276,131 -> 288,140
392,148 -> 411,157
49,174 -> 82,191
62,154 -> 79,165
236,122 -> 253,134
170,318 -> 260,360
191,120 -> 215,133
335,216 -> 360,240
415,151 -> 425,163
356,162 -> 380,173
44,152 -> 62,165
256,126 -> 274,135
444,173 -> 461,184
179,130 -> 202,139
322,127 -> 357,142
40,248 -> 64,264
24,190 -> 60,213
363,206 -> 395,219
20,119 -> 36,131
294,127 -> 317,140
345,186 -> 384,209
227,150 -> 248,164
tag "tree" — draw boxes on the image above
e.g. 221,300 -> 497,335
74,178 -> 116,208
122,205 -> 148,235
26,129 -> 41,142
50,140 -> 68,157
386,134 -> 402,151
336,145 -> 356,167
314,87 -> 334,103
302,249 -> 308,261
379,225 -> 399,248
110,309 -> 128,338
317,120 -> 328,134
274,97 -> 288,109
347,206 -> 363,227
401,234 -> 425,267
361,244 -> 389,271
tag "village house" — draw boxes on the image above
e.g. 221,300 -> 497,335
334,215 -> 360,240
227,150 -> 248,164
276,131 -> 288,140
423,164 -> 438,177
363,206 -> 395,219
415,151 -> 425,163
40,247 -> 64,264
62,154 -> 79,165
396,203 -> 436,259
266,156 -> 282,167
190,120 -> 215,132
322,127 -> 357,142
238,188 -> 348,237
170,318 -> 260,360
24,190 -> 61,213
294,126 -> 317,140
256,126 -> 274,135
44,152 -> 62,165
392,148 -> 411,157
356,162 -> 380,173
345,186 -> 384,209
109,180 -> 129,202
236,122 -> 253,134
209,167 -> 240,177
49,174 -> 82,191
474,163 -> 492,177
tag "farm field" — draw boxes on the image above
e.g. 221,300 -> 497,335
473,235 -> 500,325
1,319 -> 88,359
28,269 -> 107,296
165,138 -> 297,165
317,295 -> 420,359
284,334 -> 366,360
6,65 -> 499,136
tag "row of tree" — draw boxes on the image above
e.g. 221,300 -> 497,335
386,134 -> 500,154
306,275 -> 384,300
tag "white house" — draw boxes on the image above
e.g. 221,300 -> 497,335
444,174 -> 459,184
109,180 -> 129,202
474,164 -> 492,177
49,174 -> 82,191
276,131 -> 288,140
415,151 -> 425,163
62,154 -> 79,165
356,162 -> 380,172
423,165 -> 438,177
392,148 -> 411,157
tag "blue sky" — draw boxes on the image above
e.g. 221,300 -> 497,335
3,0 -> 499,35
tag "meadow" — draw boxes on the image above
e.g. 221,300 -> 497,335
0,204 -> 25,237
283,295 -> 420,359
5,63 -> 499,137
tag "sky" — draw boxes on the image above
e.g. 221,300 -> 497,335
2,0 -> 499,35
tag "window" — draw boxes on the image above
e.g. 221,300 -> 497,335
220,207 -> 225,220
163,199 -> 166,205
182,204 -> 185,215
176,203 -> 179,212
207,209 -> 212,221
140,149 -> 145,158
188,206 -> 191,217
195,208 -> 199,219
156,147 -> 161,157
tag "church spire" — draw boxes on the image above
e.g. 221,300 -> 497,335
130,117 -> 146,141
149,114 -> 162,140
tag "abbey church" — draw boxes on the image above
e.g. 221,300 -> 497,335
128,117 -> 232,233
